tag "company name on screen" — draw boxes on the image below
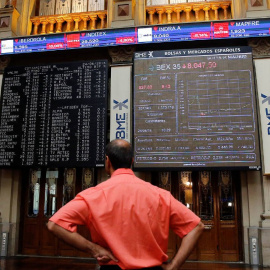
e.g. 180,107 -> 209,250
261,94 -> 270,135
162,47 -> 242,57
265,109 -> 270,135
85,31 -> 107,37
19,37 -> 47,43
115,113 -> 127,139
235,21 -> 259,26
157,26 -> 181,31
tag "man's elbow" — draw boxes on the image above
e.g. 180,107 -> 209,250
47,220 -> 56,233
197,221 -> 205,234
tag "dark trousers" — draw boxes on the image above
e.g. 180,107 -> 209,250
100,265 -> 163,270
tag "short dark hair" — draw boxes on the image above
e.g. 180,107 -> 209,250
105,140 -> 133,170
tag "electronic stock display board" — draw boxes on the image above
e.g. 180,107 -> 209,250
133,47 -> 261,169
0,18 -> 270,55
0,60 -> 107,167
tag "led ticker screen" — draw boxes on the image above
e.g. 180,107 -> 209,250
0,60 -> 107,167
133,47 -> 261,169
0,28 -> 137,55
1,18 -> 270,55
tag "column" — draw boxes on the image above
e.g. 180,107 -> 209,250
80,14 -> 90,30
109,46 -> 135,142
211,4 -> 220,20
0,169 -> 21,256
156,7 -> 164,24
252,55 -> 270,267
147,8 -> 155,25
56,16 -> 65,33
260,175 -> 270,266
40,18 -> 48,34
73,15 -> 81,31
165,7 -> 173,23
48,17 -> 56,34
231,0 -> 245,19
98,13 -> 107,29
203,5 -> 210,21
193,5 -> 201,21
90,14 -> 98,30
19,0 -> 36,35
64,15 -> 73,32
184,6 -> 192,22
31,18 -> 41,35
221,3 -> 229,20
173,7 -> 182,23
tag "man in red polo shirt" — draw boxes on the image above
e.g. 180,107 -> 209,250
48,139 -> 204,270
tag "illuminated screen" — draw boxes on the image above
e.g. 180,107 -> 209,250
0,61 -> 107,167
133,47 -> 261,170
1,18 -> 270,55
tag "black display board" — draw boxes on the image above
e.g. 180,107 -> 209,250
0,60 -> 107,167
133,47 -> 261,170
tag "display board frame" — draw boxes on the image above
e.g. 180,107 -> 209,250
0,60 -> 108,168
0,18 -> 270,55
133,46 -> 261,171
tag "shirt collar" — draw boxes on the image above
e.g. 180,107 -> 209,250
111,168 -> 134,177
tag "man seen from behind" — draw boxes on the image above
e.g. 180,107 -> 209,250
47,139 -> 204,270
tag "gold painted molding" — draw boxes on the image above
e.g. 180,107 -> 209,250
0,56 -> 10,73
108,45 -> 135,63
248,37 -> 270,57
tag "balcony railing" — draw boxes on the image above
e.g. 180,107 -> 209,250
146,0 -> 231,24
30,10 -> 107,35
30,1 -> 231,35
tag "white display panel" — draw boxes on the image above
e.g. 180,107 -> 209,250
254,59 -> 270,175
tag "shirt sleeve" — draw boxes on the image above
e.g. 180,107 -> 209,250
49,194 -> 90,233
169,195 -> 201,238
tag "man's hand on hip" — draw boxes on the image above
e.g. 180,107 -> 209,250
161,261 -> 176,270
92,243 -> 118,263
47,221 -> 118,263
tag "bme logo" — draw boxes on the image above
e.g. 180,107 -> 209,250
261,94 -> 270,105
113,99 -> 129,139
113,99 -> 128,110
261,94 -> 270,135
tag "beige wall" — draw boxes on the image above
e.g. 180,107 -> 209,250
232,0 -> 247,18
0,169 -> 21,225
15,0 -> 36,36
238,57 -> 270,267
0,169 -> 21,256
0,0 -> 6,8
247,171 -> 263,227
241,171 -> 263,263
0,70 -> 21,256
0,74 -> 2,92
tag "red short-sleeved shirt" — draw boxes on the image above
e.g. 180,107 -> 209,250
50,169 -> 200,269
